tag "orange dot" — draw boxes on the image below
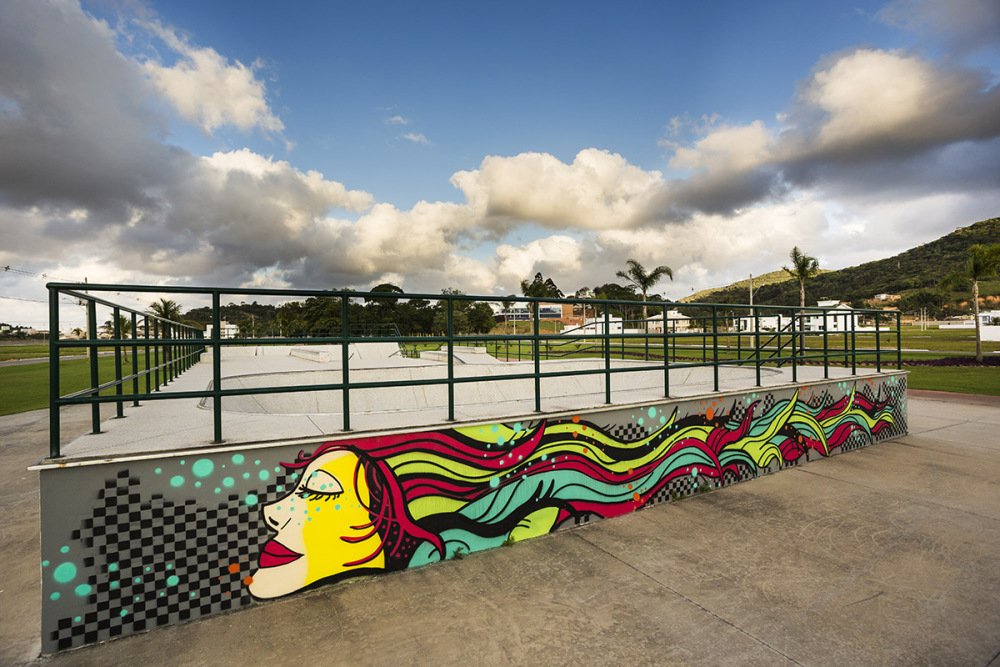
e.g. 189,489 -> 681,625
627,483 -> 633,490
227,563 -> 240,574
572,415 -> 580,423
242,576 -> 254,586
583,448 -> 589,455
632,492 -> 641,502
706,407 -> 715,420
572,432 -> 578,439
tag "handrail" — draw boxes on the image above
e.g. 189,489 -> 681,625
46,283 -> 903,459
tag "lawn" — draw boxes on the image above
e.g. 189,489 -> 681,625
0,354 -> 155,416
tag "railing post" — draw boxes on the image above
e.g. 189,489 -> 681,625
604,307 -> 611,404
662,305 -> 670,397
754,308 -> 761,387
48,287 -> 61,459
790,309 -> 797,383
447,297 -> 455,421
113,306 -> 124,418
533,300 -> 541,412
212,291 -> 223,443
875,311 -> 882,373
823,310 -> 829,379
896,311 -> 902,370
87,299 -> 100,434
153,318 -> 161,391
131,311 -> 139,407
144,315 -> 151,395
843,314 -> 849,368
851,311 -> 857,375
341,294 -> 351,431
711,306 -> 719,392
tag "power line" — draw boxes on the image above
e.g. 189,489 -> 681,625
2,264 -> 79,283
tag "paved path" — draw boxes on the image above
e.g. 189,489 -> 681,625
3,394 -> 1000,666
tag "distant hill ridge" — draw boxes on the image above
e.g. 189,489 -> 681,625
685,216 -> 1000,307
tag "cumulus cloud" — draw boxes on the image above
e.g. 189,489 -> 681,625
386,115 -> 411,125
451,149 -> 666,232
140,21 -> 285,136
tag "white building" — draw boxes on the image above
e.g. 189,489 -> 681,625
645,311 -> 691,333
205,320 -> 239,339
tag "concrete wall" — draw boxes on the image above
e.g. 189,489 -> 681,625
37,373 -> 907,653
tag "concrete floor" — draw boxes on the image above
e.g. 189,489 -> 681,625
53,345 -> 882,460
5,393 -> 1000,666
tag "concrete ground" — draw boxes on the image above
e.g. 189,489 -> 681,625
54,344 -> 883,460
4,393 -> 1000,666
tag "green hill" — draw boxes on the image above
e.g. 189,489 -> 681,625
688,216 -> 1000,309
683,269 -> 830,303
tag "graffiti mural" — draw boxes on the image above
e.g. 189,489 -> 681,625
38,375 -> 907,651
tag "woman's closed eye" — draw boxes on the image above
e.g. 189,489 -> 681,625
296,469 -> 344,501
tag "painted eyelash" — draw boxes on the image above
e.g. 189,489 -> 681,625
295,489 -> 343,502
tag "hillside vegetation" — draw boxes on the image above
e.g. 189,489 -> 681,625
689,217 -> 1000,310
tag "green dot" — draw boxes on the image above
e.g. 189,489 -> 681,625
134,576 -> 142,584
110,581 -> 120,590
222,476 -> 235,488
166,563 -> 173,570
169,475 -> 185,488
145,566 -> 151,573
108,562 -> 119,573
242,472 -> 250,480
245,494 -> 259,507
194,481 -> 202,488
73,616 -> 81,623
637,417 -> 644,426
274,467 -> 280,473
254,459 -> 261,465
60,545 -> 70,554
489,476 -> 500,488
232,454 -> 245,465
42,560 -> 50,567
53,562 -> 77,584
167,574 -> 180,587
648,406 -> 657,418
192,459 -> 214,478
154,467 -> 162,475
50,592 -> 61,601
180,459 -> 185,465
276,485 -> 284,492
214,487 -> 221,494
120,609 -> 129,617
258,470 -> 270,481
190,592 -> 197,598
74,583 -> 92,597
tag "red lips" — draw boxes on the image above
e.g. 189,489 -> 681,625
258,540 -> 303,568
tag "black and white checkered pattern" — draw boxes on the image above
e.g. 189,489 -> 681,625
50,468 -> 289,651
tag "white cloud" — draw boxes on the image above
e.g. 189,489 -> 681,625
386,115 -> 411,125
402,132 -> 430,144
451,149 -> 665,231
140,21 -> 284,136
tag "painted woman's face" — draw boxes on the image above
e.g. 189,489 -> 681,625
248,449 -> 385,599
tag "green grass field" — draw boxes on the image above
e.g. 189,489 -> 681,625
1,325 -> 996,417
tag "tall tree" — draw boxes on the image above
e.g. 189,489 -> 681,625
783,247 -> 820,309
616,259 -> 673,325
943,243 -> 1000,362
520,273 -> 563,318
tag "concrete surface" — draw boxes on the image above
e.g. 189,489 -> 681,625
5,393 -> 1000,666
53,344 -> 883,460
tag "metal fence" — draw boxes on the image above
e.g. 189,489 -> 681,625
46,283 -> 902,458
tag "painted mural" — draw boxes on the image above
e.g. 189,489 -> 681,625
39,375 -> 907,652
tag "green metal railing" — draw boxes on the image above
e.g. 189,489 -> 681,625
47,283 -> 902,459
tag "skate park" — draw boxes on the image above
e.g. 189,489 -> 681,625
21,282 -> 991,663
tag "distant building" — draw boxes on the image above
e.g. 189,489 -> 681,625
500,303 -> 582,326
871,293 -> 900,303
205,320 -> 239,339
645,311 -> 691,333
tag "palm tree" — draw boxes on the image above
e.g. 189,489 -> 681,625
616,259 -> 673,327
149,298 -> 182,321
783,247 -> 820,309
943,243 -> 1000,363
783,247 -> 820,349
101,315 -> 132,338
501,295 -> 518,334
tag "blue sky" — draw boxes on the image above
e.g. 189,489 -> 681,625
1,0 -> 999,327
